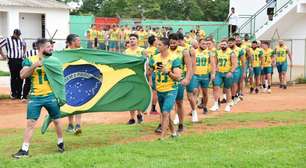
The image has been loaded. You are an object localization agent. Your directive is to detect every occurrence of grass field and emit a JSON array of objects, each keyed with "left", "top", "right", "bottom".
[
  {"left": 0, "top": 70, "right": 9, "bottom": 76},
  {"left": 0, "top": 110, "right": 305, "bottom": 168}
]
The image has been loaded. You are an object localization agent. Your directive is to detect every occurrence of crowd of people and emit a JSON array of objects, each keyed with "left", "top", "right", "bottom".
[
  {"left": 0, "top": 25, "right": 292, "bottom": 157},
  {"left": 120, "top": 31, "right": 292, "bottom": 140},
  {"left": 84, "top": 24, "right": 206, "bottom": 52}
]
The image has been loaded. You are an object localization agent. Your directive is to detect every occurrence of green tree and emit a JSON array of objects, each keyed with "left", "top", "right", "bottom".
[{"left": 65, "top": 0, "right": 229, "bottom": 21}]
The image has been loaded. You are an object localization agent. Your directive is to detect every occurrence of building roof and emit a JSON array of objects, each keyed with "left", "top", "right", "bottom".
[{"left": 0, "top": 0, "right": 70, "bottom": 10}]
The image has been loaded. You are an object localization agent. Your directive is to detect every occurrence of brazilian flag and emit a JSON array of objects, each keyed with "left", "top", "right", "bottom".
[{"left": 41, "top": 49, "right": 151, "bottom": 133}]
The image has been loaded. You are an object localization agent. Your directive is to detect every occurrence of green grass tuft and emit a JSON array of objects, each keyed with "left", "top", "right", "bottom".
[
  {"left": 0, "top": 70, "right": 9, "bottom": 76},
  {"left": 0, "top": 110, "right": 305, "bottom": 168}
]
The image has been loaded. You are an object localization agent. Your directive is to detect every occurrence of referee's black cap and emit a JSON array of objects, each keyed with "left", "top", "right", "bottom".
[{"left": 13, "top": 29, "right": 21, "bottom": 36}]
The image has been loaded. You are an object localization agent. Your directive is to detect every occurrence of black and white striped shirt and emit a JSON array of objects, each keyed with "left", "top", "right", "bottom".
[
  {"left": 25, "top": 49, "right": 38, "bottom": 58},
  {"left": 0, "top": 37, "right": 26, "bottom": 59}
]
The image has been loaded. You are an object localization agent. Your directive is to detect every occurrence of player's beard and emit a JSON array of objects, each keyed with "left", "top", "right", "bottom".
[
  {"left": 221, "top": 47, "right": 227, "bottom": 51},
  {"left": 170, "top": 46, "right": 177, "bottom": 51},
  {"left": 43, "top": 51, "right": 52, "bottom": 57},
  {"left": 199, "top": 46, "right": 206, "bottom": 51}
]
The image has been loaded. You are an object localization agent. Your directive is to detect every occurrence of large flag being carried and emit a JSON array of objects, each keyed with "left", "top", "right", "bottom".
[{"left": 41, "top": 49, "right": 151, "bottom": 133}]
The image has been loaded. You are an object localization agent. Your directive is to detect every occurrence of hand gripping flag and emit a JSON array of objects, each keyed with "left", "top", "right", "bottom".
[{"left": 41, "top": 49, "right": 151, "bottom": 133}]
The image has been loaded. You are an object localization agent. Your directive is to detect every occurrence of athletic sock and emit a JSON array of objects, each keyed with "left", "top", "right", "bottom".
[
  {"left": 263, "top": 84, "right": 266, "bottom": 88},
  {"left": 22, "top": 143, "right": 30, "bottom": 152},
  {"left": 268, "top": 85, "right": 271, "bottom": 89},
  {"left": 75, "top": 124, "right": 81, "bottom": 129},
  {"left": 232, "top": 96, "right": 235, "bottom": 100},
  {"left": 57, "top": 138, "right": 64, "bottom": 145}
]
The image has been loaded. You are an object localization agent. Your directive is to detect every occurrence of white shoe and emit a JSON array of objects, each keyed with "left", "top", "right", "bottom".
[
  {"left": 210, "top": 103, "right": 219, "bottom": 112},
  {"left": 263, "top": 88, "right": 268, "bottom": 93},
  {"left": 173, "top": 114, "right": 179, "bottom": 125},
  {"left": 233, "top": 97, "right": 240, "bottom": 105},
  {"left": 191, "top": 110, "right": 199, "bottom": 123},
  {"left": 267, "top": 89, "right": 272, "bottom": 94},
  {"left": 229, "top": 100, "right": 235, "bottom": 107},
  {"left": 225, "top": 104, "right": 231, "bottom": 112}
]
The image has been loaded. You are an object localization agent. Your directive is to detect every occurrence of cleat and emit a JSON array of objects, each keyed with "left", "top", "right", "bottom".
[
  {"left": 229, "top": 100, "right": 235, "bottom": 107},
  {"left": 250, "top": 87, "right": 254, "bottom": 94},
  {"left": 127, "top": 119, "right": 136, "bottom": 125},
  {"left": 203, "top": 107, "right": 208, "bottom": 114},
  {"left": 57, "top": 143, "right": 65, "bottom": 153},
  {"left": 137, "top": 114, "right": 144, "bottom": 124},
  {"left": 233, "top": 97, "right": 240, "bottom": 105},
  {"left": 155, "top": 124, "right": 162, "bottom": 133},
  {"left": 267, "top": 89, "right": 272, "bottom": 93},
  {"left": 177, "top": 124, "right": 184, "bottom": 133},
  {"left": 225, "top": 104, "right": 231, "bottom": 112},
  {"left": 210, "top": 103, "right": 219, "bottom": 112},
  {"left": 255, "top": 88, "right": 259, "bottom": 94},
  {"left": 74, "top": 125, "right": 82, "bottom": 136},
  {"left": 66, "top": 124, "right": 74, "bottom": 133},
  {"left": 12, "top": 149, "right": 29, "bottom": 159},
  {"left": 220, "top": 98, "right": 227, "bottom": 104}
]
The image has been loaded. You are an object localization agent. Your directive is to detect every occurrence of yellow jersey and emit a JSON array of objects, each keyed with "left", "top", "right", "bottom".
[
  {"left": 242, "top": 41, "right": 251, "bottom": 49},
  {"left": 195, "top": 48, "right": 211, "bottom": 75},
  {"left": 88, "top": 28, "right": 98, "bottom": 41},
  {"left": 146, "top": 46, "right": 159, "bottom": 58},
  {"left": 137, "top": 31, "right": 147, "bottom": 47},
  {"left": 250, "top": 47, "right": 264, "bottom": 67},
  {"left": 197, "top": 29, "right": 206, "bottom": 38},
  {"left": 124, "top": 29, "right": 131, "bottom": 41},
  {"left": 97, "top": 30, "right": 106, "bottom": 43},
  {"left": 185, "top": 37, "right": 192, "bottom": 45},
  {"left": 110, "top": 29, "right": 120, "bottom": 41},
  {"left": 263, "top": 48, "right": 274, "bottom": 67},
  {"left": 169, "top": 46, "right": 186, "bottom": 76},
  {"left": 230, "top": 46, "right": 244, "bottom": 67},
  {"left": 275, "top": 45, "right": 288, "bottom": 63},
  {"left": 22, "top": 55, "right": 53, "bottom": 96},
  {"left": 216, "top": 48, "right": 234, "bottom": 73},
  {"left": 124, "top": 47, "right": 145, "bottom": 57},
  {"left": 181, "top": 43, "right": 191, "bottom": 51},
  {"left": 149, "top": 53, "right": 181, "bottom": 92}
]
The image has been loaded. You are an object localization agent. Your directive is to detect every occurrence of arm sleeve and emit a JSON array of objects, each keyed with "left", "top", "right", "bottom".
[
  {"left": 239, "top": 49, "right": 245, "bottom": 57},
  {"left": 22, "top": 58, "right": 32, "bottom": 67},
  {"left": 0, "top": 38, "right": 7, "bottom": 48},
  {"left": 149, "top": 57, "right": 155, "bottom": 68},
  {"left": 259, "top": 50, "right": 264, "bottom": 57}
]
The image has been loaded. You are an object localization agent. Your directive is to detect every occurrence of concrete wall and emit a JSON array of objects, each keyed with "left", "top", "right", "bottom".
[
  {"left": 230, "top": 0, "right": 266, "bottom": 15},
  {"left": 0, "top": 6, "right": 70, "bottom": 50},
  {"left": 19, "top": 13, "right": 42, "bottom": 39},
  {"left": 230, "top": 0, "right": 267, "bottom": 34},
  {"left": 0, "top": 11, "right": 8, "bottom": 37}
]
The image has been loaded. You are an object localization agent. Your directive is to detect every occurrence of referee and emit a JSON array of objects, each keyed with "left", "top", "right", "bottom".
[
  {"left": 21, "top": 42, "right": 39, "bottom": 101},
  {"left": 0, "top": 29, "right": 27, "bottom": 100}
]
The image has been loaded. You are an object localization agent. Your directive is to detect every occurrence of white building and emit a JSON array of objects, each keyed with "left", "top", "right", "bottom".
[
  {"left": 0, "top": 0, "right": 70, "bottom": 50},
  {"left": 231, "top": 0, "right": 306, "bottom": 80}
]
